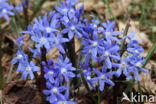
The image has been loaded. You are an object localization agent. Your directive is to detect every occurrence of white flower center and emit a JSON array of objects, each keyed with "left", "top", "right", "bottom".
[
  {"left": 87, "top": 76, "right": 91, "bottom": 80},
  {"left": 136, "top": 62, "right": 142, "bottom": 67},
  {"left": 46, "top": 27, "right": 51, "bottom": 33},
  {"left": 63, "top": 8, "right": 68, "bottom": 12},
  {"left": 26, "top": 66, "right": 31, "bottom": 71},
  {"left": 65, "top": 19, "right": 69, "bottom": 23},
  {"left": 17, "top": 54, "right": 23, "bottom": 59},
  {"left": 70, "top": 9, "right": 74, "bottom": 14},
  {"left": 92, "top": 41, "right": 98, "bottom": 47},
  {"left": 41, "top": 37, "right": 47, "bottom": 43},
  {"left": 100, "top": 75, "right": 105, "bottom": 80},
  {"left": 83, "top": 70, "right": 87, "bottom": 73},
  {"left": 71, "top": 26, "right": 75, "bottom": 31},
  {"left": 55, "top": 98, "right": 58, "bottom": 102},
  {"left": 105, "top": 32, "right": 111, "bottom": 37},
  {"left": 59, "top": 101, "right": 66, "bottom": 104},
  {"left": 135, "top": 50, "right": 139, "bottom": 53},
  {"left": 2, "top": 9, "right": 7, "bottom": 14},
  {"left": 104, "top": 51, "right": 109, "bottom": 57},
  {"left": 93, "top": 24, "right": 97, "bottom": 28},
  {"left": 61, "top": 68, "right": 67, "bottom": 74},
  {"left": 121, "top": 62, "right": 126, "bottom": 68},
  {"left": 48, "top": 71, "right": 54, "bottom": 75},
  {"left": 52, "top": 87, "right": 58, "bottom": 94}
]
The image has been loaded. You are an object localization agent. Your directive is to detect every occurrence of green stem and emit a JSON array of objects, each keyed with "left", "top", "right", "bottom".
[
  {"left": 104, "top": 0, "right": 118, "bottom": 23},
  {"left": 120, "top": 20, "right": 130, "bottom": 56},
  {"left": 0, "top": 21, "right": 5, "bottom": 89},
  {"left": 66, "top": 38, "right": 76, "bottom": 67},
  {"left": 143, "top": 42, "right": 156, "bottom": 68},
  {"left": 23, "top": 4, "right": 29, "bottom": 29},
  {"left": 40, "top": 47, "right": 47, "bottom": 104},
  {"left": 98, "top": 82, "right": 100, "bottom": 104}
]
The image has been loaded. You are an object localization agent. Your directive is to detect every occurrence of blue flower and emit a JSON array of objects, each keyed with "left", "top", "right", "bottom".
[
  {"left": 75, "top": 5, "right": 84, "bottom": 19},
  {"left": 66, "top": 0, "right": 79, "bottom": 6},
  {"left": 92, "top": 66, "right": 115, "bottom": 91},
  {"left": 123, "top": 31, "right": 144, "bottom": 56},
  {"left": 28, "top": 46, "right": 41, "bottom": 58},
  {"left": 0, "top": 2, "right": 14, "bottom": 21},
  {"left": 90, "top": 17, "right": 100, "bottom": 30},
  {"left": 98, "top": 41, "right": 120, "bottom": 69},
  {"left": 113, "top": 54, "right": 149, "bottom": 81},
  {"left": 42, "top": 59, "right": 58, "bottom": 83},
  {"left": 11, "top": 48, "right": 28, "bottom": 72},
  {"left": 20, "top": 25, "right": 35, "bottom": 35},
  {"left": 112, "top": 56, "right": 133, "bottom": 80},
  {"left": 61, "top": 16, "right": 70, "bottom": 24},
  {"left": 61, "top": 17, "right": 85, "bottom": 40},
  {"left": 54, "top": 101, "right": 77, "bottom": 104},
  {"left": 81, "top": 31, "right": 103, "bottom": 63},
  {"left": 11, "top": 48, "right": 27, "bottom": 65},
  {"left": 130, "top": 56, "right": 149, "bottom": 81},
  {"left": 21, "top": 61, "right": 40, "bottom": 80},
  {"left": 83, "top": 70, "right": 97, "bottom": 90},
  {"left": 53, "top": 89, "right": 77, "bottom": 104},
  {"left": 102, "top": 20, "right": 121, "bottom": 43},
  {"left": 15, "top": 35, "right": 25, "bottom": 47},
  {"left": 55, "top": 2, "right": 71, "bottom": 16},
  {"left": 33, "top": 13, "right": 59, "bottom": 34},
  {"left": 15, "top": 3, "right": 23, "bottom": 12},
  {"left": 31, "top": 31, "right": 52, "bottom": 50},
  {"left": 55, "top": 55, "right": 76, "bottom": 82},
  {"left": 50, "top": 33, "right": 69, "bottom": 54},
  {"left": 23, "top": 0, "right": 29, "bottom": 8},
  {"left": 78, "top": 63, "right": 96, "bottom": 89},
  {"left": 43, "top": 81, "right": 67, "bottom": 103},
  {"left": 0, "top": 0, "right": 6, "bottom": 4}
]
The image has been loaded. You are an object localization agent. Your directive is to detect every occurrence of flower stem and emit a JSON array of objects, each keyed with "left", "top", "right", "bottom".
[
  {"left": 98, "top": 81, "right": 100, "bottom": 104},
  {"left": 66, "top": 38, "right": 76, "bottom": 67},
  {"left": 0, "top": 22, "right": 5, "bottom": 89},
  {"left": 40, "top": 46, "right": 47, "bottom": 104}
]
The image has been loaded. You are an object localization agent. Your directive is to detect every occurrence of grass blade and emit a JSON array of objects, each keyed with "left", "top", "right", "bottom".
[
  {"left": 120, "top": 20, "right": 130, "bottom": 55},
  {"left": 143, "top": 42, "right": 156, "bottom": 68},
  {"left": 104, "top": 0, "right": 117, "bottom": 23}
]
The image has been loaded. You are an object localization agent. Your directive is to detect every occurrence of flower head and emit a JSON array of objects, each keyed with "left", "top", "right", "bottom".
[
  {"left": 22, "top": 61, "right": 40, "bottom": 80},
  {"left": 92, "top": 66, "right": 115, "bottom": 91},
  {"left": 0, "top": 2, "right": 14, "bottom": 21},
  {"left": 43, "top": 81, "right": 67, "bottom": 103},
  {"left": 50, "top": 33, "right": 69, "bottom": 54},
  {"left": 55, "top": 55, "right": 76, "bottom": 82}
]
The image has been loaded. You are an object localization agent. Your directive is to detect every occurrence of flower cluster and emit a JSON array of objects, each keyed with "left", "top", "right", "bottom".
[
  {"left": 11, "top": 0, "right": 149, "bottom": 103},
  {"left": 42, "top": 56, "right": 76, "bottom": 103},
  {"left": 12, "top": 35, "right": 40, "bottom": 80}
]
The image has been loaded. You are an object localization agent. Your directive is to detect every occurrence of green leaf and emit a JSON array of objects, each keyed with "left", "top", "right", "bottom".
[
  {"left": 143, "top": 42, "right": 156, "bottom": 68},
  {"left": 104, "top": 0, "right": 117, "bottom": 23},
  {"left": 120, "top": 21, "right": 130, "bottom": 55}
]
